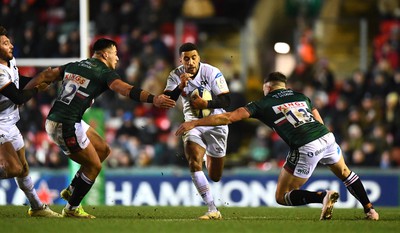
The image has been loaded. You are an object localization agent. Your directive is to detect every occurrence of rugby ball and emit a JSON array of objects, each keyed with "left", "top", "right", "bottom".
[{"left": 190, "top": 87, "right": 212, "bottom": 118}]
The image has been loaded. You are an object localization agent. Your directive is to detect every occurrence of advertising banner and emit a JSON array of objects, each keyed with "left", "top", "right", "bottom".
[{"left": 1, "top": 169, "right": 398, "bottom": 207}]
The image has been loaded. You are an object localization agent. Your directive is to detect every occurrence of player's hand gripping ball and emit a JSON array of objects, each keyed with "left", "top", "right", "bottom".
[{"left": 190, "top": 87, "right": 212, "bottom": 118}]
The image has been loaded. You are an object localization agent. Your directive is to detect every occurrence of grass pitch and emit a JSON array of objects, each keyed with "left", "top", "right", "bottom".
[{"left": 0, "top": 205, "right": 398, "bottom": 233}]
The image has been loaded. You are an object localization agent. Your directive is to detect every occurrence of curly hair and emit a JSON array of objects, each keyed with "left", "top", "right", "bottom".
[{"left": 0, "top": 26, "right": 7, "bottom": 36}]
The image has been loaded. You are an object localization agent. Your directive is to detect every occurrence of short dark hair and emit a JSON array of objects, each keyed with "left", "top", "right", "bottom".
[
  {"left": 0, "top": 26, "right": 7, "bottom": 36},
  {"left": 179, "top": 42, "right": 198, "bottom": 54},
  {"left": 265, "top": 72, "right": 287, "bottom": 84},
  {"left": 92, "top": 38, "right": 117, "bottom": 52}
]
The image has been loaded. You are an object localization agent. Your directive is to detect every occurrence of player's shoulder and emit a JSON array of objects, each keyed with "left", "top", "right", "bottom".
[
  {"left": 200, "top": 62, "right": 219, "bottom": 72},
  {"left": 199, "top": 63, "right": 223, "bottom": 78}
]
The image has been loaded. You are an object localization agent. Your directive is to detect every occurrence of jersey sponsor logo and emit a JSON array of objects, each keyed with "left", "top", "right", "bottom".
[
  {"left": 200, "top": 80, "right": 209, "bottom": 86},
  {"left": 296, "top": 167, "right": 310, "bottom": 175},
  {"left": 64, "top": 72, "right": 90, "bottom": 88},
  {"left": 214, "top": 147, "right": 224, "bottom": 154},
  {"left": 272, "top": 101, "right": 314, "bottom": 128},
  {"left": 272, "top": 101, "right": 308, "bottom": 114},
  {"left": 271, "top": 89, "right": 294, "bottom": 98},
  {"left": 79, "top": 60, "right": 94, "bottom": 69},
  {"left": 215, "top": 72, "right": 222, "bottom": 79}
]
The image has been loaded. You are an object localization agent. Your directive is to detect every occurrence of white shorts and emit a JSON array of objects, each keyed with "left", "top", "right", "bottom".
[
  {"left": 0, "top": 124, "right": 24, "bottom": 151},
  {"left": 284, "top": 133, "right": 341, "bottom": 178},
  {"left": 182, "top": 125, "right": 228, "bottom": 158},
  {"left": 45, "top": 119, "right": 90, "bottom": 155}
]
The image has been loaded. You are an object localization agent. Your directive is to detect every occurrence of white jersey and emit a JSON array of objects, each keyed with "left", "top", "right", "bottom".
[
  {"left": 165, "top": 62, "right": 229, "bottom": 121},
  {"left": 0, "top": 58, "right": 20, "bottom": 125}
]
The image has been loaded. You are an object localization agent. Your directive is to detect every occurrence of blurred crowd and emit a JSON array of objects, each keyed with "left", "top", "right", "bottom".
[{"left": 1, "top": 0, "right": 400, "bottom": 170}]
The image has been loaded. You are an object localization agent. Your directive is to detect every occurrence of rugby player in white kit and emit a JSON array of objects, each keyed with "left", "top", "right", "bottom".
[
  {"left": 164, "top": 43, "right": 230, "bottom": 220},
  {"left": 0, "top": 25, "right": 61, "bottom": 217}
]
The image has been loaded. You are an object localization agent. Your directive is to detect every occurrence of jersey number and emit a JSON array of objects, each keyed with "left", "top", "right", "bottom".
[
  {"left": 58, "top": 81, "right": 78, "bottom": 105},
  {"left": 283, "top": 107, "right": 315, "bottom": 128}
]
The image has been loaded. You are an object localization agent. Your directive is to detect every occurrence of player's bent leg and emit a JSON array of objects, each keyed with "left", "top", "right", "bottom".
[
  {"left": 275, "top": 168, "right": 308, "bottom": 205},
  {"left": 86, "top": 127, "right": 110, "bottom": 162},
  {"left": 185, "top": 142, "right": 221, "bottom": 218},
  {"left": 28, "top": 204, "right": 62, "bottom": 217},
  {"left": 207, "top": 156, "right": 224, "bottom": 182},
  {"left": 184, "top": 141, "right": 205, "bottom": 172},
  {"left": 68, "top": 144, "right": 102, "bottom": 181},
  {"left": 329, "top": 156, "right": 378, "bottom": 220},
  {"left": 62, "top": 144, "right": 100, "bottom": 218},
  {"left": 328, "top": 156, "right": 351, "bottom": 180},
  {"left": 0, "top": 143, "right": 24, "bottom": 178}
]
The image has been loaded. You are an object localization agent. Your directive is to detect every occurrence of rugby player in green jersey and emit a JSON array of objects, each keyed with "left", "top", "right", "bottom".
[
  {"left": 176, "top": 71, "right": 379, "bottom": 221},
  {"left": 38, "top": 38, "right": 175, "bottom": 218}
]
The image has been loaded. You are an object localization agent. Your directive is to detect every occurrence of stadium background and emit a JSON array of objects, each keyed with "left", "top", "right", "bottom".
[{"left": 0, "top": 0, "right": 400, "bottom": 207}]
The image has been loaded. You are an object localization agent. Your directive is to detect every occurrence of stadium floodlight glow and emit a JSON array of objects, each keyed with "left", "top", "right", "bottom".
[{"left": 274, "top": 42, "right": 290, "bottom": 54}]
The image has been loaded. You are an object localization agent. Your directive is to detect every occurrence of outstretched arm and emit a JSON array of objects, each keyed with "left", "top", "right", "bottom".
[
  {"left": 0, "top": 67, "right": 61, "bottom": 105},
  {"left": 23, "top": 67, "right": 62, "bottom": 90},
  {"left": 109, "top": 79, "right": 176, "bottom": 109},
  {"left": 175, "top": 107, "right": 250, "bottom": 136}
]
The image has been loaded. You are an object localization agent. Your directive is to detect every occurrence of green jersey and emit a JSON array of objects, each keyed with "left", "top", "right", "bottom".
[
  {"left": 47, "top": 58, "right": 119, "bottom": 123},
  {"left": 245, "top": 88, "right": 329, "bottom": 149}
]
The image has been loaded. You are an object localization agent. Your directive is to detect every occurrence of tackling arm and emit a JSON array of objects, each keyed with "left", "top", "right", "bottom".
[
  {"left": 109, "top": 79, "right": 175, "bottom": 109},
  {"left": 175, "top": 107, "right": 250, "bottom": 136},
  {"left": 207, "top": 93, "right": 230, "bottom": 108},
  {"left": 23, "top": 67, "right": 62, "bottom": 90}
]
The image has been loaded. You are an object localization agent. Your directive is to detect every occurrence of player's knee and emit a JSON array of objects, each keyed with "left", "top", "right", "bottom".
[
  {"left": 0, "top": 161, "right": 23, "bottom": 178},
  {"left": 95, "top": 143, "right": 111, "bottom": 163},
  {"left": 100, "top": 144, "right": 111, "bottom": 161},
  {"left": 105, "top": 144, "right": 111, "bottom": 157},
  {"left": 188, "top": 159, "right": 202, "bottom": 171},
  {"left": 275, "top": 192, "right": 286, "bottom": 206},
  {"left": 19, "top": 163, "right": 29, "bottom": 177},
  {"left": 276, "top": 197, "right": 286, "bottom": 205},
  {"left": 0, "top": 163, "right": 7, "bottom": 179},
  {"left": 93, "top": 162, "right": 102, "bottom": 174}
]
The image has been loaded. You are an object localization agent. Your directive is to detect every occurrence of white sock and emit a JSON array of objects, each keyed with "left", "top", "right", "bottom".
[
  {"left": 15, "top": 176, "right": 43, "bottom": 209},
  {"left": 191, "top": 171, "right": 217, "bottom": 212}
]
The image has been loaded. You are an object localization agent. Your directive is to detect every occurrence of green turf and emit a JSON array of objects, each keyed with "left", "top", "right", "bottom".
[{"left": 0, "top": 205, "right": 398, "bottom": 233}]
